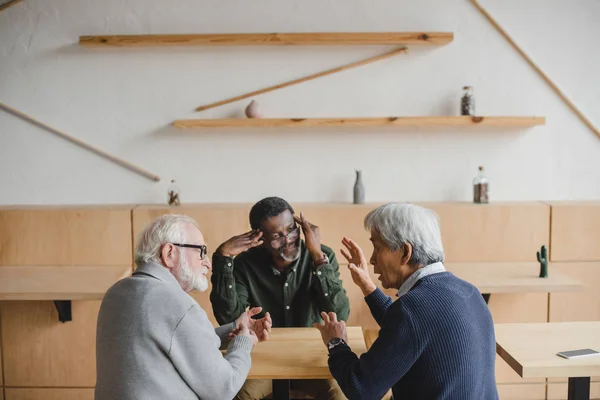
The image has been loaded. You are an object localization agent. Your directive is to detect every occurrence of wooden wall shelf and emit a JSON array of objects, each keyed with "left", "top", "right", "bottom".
[
  {"left": 446, "top": 262, "right": 584, "bottom": 294},
  {"left": 173, "top": 116, "right": 546, "bottom": 129},
  {"left": 79, "top": 32, "right": 454, "bottom": 47},
  {"left": 0, "top": 265, "right": 131, "bottom": 301}
]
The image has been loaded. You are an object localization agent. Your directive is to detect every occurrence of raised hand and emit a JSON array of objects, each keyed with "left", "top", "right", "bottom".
[
  {"left": 341, "top": 237, "right": 376, "bottom": 296},
  {"left": 217, "top": 229, "right": 263, "bottom": 258},
  {"left": 294, "top": 212, "right": 323, "bottom": 260},
  {"left": 313, "top": 311, "right": 348, "bottom": 346},
  {"left": 234, "top": 306, "right": 272, "bottom": 342}
]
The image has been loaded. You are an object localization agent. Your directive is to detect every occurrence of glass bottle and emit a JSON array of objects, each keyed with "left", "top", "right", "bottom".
[
  {"left": 167, "top": 179, "right": 181, "bottom": 206},
  {"left": 473, "top": 166, "right": 489, "bottom": 204},
  {"left": 461, "top": 86, "right": 475, "bottom": 116}
]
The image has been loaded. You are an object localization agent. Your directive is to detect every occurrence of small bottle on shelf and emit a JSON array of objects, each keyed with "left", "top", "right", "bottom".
[
  {"left": 167, "top": 179, "right": 181, "bottom": 206},
  {"left": 461, "top": 86, "right": 475, "bottom": 116},
  {"left": 473, "top": 166, "right": 489, "bottom": 204}
]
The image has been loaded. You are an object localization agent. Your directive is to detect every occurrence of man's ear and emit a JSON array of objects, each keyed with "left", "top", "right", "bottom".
[
  {"left": 400, "top": 243, "right": 413, "bottom": 266},
  {"left": 161, "top": 243, "right": 177, "bottom": 269}
]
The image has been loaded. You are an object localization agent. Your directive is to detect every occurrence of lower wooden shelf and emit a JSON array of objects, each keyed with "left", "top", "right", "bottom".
[
  {"left": 173, "top": 116, "right": 546, "bottom": 129},
  {"left": 0, "top": 265, "right": 131, "bottom": 301},
  {"left": 446, "top": 262, "right": 584, "bottom": 294}
]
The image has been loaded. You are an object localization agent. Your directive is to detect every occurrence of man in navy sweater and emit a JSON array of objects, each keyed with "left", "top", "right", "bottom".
[{"left": 314, "top": 203, "right": 499, "bottom": 400}]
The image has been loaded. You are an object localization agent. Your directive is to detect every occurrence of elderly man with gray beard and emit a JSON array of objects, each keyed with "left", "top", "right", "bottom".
[{"left": 95, "top": 214, "right": 272, "bottom": 400}]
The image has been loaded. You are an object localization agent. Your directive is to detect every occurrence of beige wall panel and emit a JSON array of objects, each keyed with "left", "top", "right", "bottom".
[
  {"left": 550, "top": 202, "right": 600, "bottom": 261},
  {"left": 547, "top": 382, "right": 600, "bottom": 399},
  {"left": 1, "top": 301, "right": 99, "bottom": 387},
  {"left": 5, "top": 389, "right": 94, "bottom": 400},
  {"left": 489, "top": 293, "right": 548, "bottom": 384},
  {"left": 286, "top": 203, "right": 382, "bottom": 262},
  {"left": 133, "top": 205, "right": 252, "bottom": 255},
  {"left": 0, "top": 208, "right": 132, "bottom": 266},
  {"left": 416, "top": 202, "right": 550, "bottom": 262},
  {"left": 549, "top": 262, "right": 600, "bottom": 323},
  {"left": 496, "top": 383, "right": 546, "bottom": 400}
]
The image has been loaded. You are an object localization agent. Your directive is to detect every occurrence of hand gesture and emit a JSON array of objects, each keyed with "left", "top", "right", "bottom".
[
  {"left": 236, "top": 323, "right": 259, "bottom": 348},
  {"left": 234, "top": 306, "right": 272, "bottom": 342},
  {"left": 294, "top": 212, "right": 323, "bottom": 259},
  {"left": 217, "top": 229, "right": 263, "bottom": 258},
  {"left": 341, "top": 237, "right": 376, "bottom": 296},
  {"left": 313, "top": 311, "right": 348, "bottom": 346}
]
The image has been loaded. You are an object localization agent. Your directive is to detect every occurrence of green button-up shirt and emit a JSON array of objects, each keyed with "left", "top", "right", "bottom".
[{"left": 210, "top": 241, "right": 350, "bottom": 327}]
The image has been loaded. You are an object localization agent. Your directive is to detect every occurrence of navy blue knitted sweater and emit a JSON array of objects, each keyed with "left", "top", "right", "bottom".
[{"left": 328, "top": 272, "right": 499, "bottom": 400}]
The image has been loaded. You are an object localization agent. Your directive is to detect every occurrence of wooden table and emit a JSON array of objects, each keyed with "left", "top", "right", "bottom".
[
  {"left": 495, "top": 321, "right": 600, "bottom": 400},
  {"left": 446, "top": 262, "right": 584, "bottom": 303},
  {"left": 248, "top": 327, "right": 367, "bottom": 400},
  {"left": 0, "top": 265, "right": 131, "bottom": 321}
]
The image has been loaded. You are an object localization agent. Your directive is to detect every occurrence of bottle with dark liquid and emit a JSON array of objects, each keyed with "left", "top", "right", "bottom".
[{"left": 473, "top": 166, "right": 489, "bottom": 204}]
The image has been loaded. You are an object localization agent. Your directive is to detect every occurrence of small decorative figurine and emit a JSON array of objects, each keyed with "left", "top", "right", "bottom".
[
  {"left": 245, "top": 100, "right": 263, "bottom": 118},
  {"left": 461, "top": 86, "right": 475, "bottom": 116},
  {"left": 353, "top": 170, "right": 365, "bottom": 204},
  {"left": 168, "top": 179, "right": 181, "bottom": 206},
  {"left": 537, "top": 245, "right": 548, "bottom": 278}
]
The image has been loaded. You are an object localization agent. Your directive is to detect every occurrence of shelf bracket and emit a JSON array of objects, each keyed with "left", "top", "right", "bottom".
[
  {"left": 482, "top": 293, "right": 491, "bottom": 304},
  {"left": 54, "top": 300, "right": 72, "bottom": 322}
]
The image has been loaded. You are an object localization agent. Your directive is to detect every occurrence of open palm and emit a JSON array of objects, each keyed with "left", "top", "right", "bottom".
[{"left": 341, "top": 237, "right": 376, "bottom": 295}]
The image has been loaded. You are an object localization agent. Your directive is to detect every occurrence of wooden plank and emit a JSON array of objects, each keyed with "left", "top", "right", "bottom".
[
  {"left": 547, "top": 382, "right": 600, "bottom": 399},
  {"left": 79, "top": 32, "right": 454, "bottom": 46},
  {"left": 419, "top": 202, "right": 550, "bottom": 262},
  {"left": 495, "top": 383, "right": 546, "bottom": 400},
  {"left": 0, "top": 0, "right": 23, "bottom": 13},
  {"left": 174, "top": 116, "right": 546, "bottom": 129},
  {"left": 0, "top": 265, "right": 131, "bottom": 300},
  {"left": 550, "top": 201, "right": 600, "bottom": 261},
  {"left": 1, "top": 301, "right": 100, "bottom": 386},
  {"left": 470, "top": 0, "right": 600, "bottom": 141},
  {"left": 5, "top": 389, "right": 94, "bottom": 400},
  {"left": 446, "top": 262, "right": 584, "bottom": 294},
  {"left": 0, "top": 208, "right": 133, "bottom": 266},
  {"left": 0, "top": 102, "right": 160, "bottom": 182},
  {"left": 495, "top": 321, "right": 600, "bottom": 379},
  {"left": 248, "top": 327, "right": 366, "bottom": 379},
  {"left": 195, "top": 47, "right": 408, "bottom": 112}
]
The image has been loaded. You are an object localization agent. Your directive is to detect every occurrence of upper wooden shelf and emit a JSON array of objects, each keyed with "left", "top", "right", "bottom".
[
  {"left": 79, "top": 32, "right": 454, "bottom": 47},
  {"left": 173, "top": 116, "right": 546, "bottom": 129},
  {"left": 446, "top": 262, "right": 584, "bottom": 294},
  {"left": 0, "top": 265, "right": 131, "bottom": 300}
]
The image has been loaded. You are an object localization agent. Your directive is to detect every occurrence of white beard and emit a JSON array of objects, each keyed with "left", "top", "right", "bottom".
[{"left": 178, "top": 250, "right": 209, "bottom": 292}]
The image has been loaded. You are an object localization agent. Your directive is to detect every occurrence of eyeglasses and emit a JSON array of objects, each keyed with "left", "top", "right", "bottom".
[
  {"left": 172, "top": 243, "right": 207, "bottom": 260},
  {"left": 268, "top": 225, "right": 301, "bottom": 249}
]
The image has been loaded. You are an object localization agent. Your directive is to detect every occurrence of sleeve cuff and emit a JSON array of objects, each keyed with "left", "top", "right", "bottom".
[
  {"left": 365, "top": 287, "right": 388, "bottom": 306},
  {"left": 227, "top": 335, "right": 253, "bottom": 353},
  {"left": 212, "top": 253, "right": 235, "bottom": 273}
]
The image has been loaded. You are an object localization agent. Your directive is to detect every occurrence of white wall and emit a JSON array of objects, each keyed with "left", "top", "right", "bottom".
[{"left": 1, "top": 0, "right": 599, "bottom": 205}]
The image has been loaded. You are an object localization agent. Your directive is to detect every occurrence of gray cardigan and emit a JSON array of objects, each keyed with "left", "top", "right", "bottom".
[{"left": 95, "top": 262, "right": 253, "bottom": 400}]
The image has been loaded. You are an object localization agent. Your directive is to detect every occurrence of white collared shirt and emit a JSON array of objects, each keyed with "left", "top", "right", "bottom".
[{"left": 396, "top": 262, "right": 446, "bottom": 297}]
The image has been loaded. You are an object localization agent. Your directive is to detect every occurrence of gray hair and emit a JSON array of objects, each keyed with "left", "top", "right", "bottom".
[
  {"left": 364, "top": 203, "right": 445, "bottom": 266},
  {"left": 134, "top": 214, "right": 199, "bottom": 268}
]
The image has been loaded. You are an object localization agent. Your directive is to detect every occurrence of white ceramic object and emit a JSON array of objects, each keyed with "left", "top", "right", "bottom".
[{"left": 245, "top": 100, "right": 263, "bottom": 118}]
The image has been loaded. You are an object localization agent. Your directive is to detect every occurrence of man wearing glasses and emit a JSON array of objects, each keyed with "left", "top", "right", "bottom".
[
  {"left": 211, "top": 197, "right": 350, "bottom": 400},
  {"left": 96, "top": 214, "right": 271, "bottom": 400}
]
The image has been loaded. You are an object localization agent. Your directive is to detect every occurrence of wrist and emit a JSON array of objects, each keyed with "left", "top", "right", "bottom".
[
  {"left": 360, "top": 282, "right": 377, "bottom": 297},
  {"left": 311, "top": 252, "right": 328, "bottom": 267}
]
